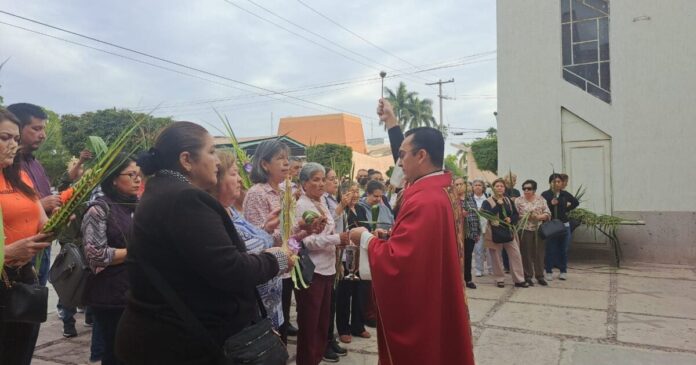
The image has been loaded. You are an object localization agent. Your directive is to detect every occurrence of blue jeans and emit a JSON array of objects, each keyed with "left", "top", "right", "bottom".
[
  {"left": 545, "top": 226, "right": 572, "bottom": 273},
  {"left": 29, "top": 247, "right": 51, "bottom": 286}
]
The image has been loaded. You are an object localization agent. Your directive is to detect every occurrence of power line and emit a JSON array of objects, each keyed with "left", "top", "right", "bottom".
[
  {"left": 0, "top": 10, "right": 377, "bottom": 120},
  {"left": 242, "top": 0, "right": 430, "bottom": 81},
  {"left": 295, "top": 0, "right": 421, "bottom": 70},
  {"left": 223, "top": 0, "right": 379, "bottom": 73},
  {"left": 1, "top": 14, "right": 496, "bottom": 120},
  {"left": 128, "top": 52, "right": 496, "bottom": 112}
]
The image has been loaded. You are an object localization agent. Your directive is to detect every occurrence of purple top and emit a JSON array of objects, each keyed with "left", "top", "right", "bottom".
[{"left": 20, "top": 154, "right": 52, "bottom": 198}]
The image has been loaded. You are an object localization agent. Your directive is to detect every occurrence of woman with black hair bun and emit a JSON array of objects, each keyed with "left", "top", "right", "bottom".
[{"left": 115, "top": 121, "right": 293, "bottom": 364}]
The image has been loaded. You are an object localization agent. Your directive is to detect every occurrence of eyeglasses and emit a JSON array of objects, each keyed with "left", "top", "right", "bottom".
[
  {"left": 522, "top": 187, "right": 534, "bottom": 191},
  {"left": 120, "top": 172, "right": 142, "bottom": 180}
]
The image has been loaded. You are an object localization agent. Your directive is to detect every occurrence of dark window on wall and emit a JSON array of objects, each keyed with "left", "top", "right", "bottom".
[{"left": 561, "top": 0, "right": 611, "bottom": 103}]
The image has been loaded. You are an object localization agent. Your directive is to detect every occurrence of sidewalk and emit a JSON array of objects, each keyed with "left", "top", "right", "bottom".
[{"left": 33, "top": 260, "right": 696, "bottom": 364}]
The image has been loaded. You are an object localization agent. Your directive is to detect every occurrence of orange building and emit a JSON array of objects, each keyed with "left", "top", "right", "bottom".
[{"left": 277, "top": 113, "right": 367, "bottom": 154}]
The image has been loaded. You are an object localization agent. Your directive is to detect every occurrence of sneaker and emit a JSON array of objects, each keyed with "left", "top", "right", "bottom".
[
  {"left": 545, "top": 272, "right": 554, "bottom": 282},
  {"left": 514, "top": 282, "right": 529, "bottom": 288},
  {"left": 474, "top": 270, "right": 482, "bottom": 277},
  {"left": 287, "top": 324, "right": 298, "bottom": 336},
  {"left": 537, "top": 278, "right": 548, "bottom": 286},
  {"left": 466, "top": 281, "right": 477, "bottom": 289},
  {"left": 323, "top": 346, "right": 340, "bottom": 362},
  {"left": 63, "top": 323, "right": 78, "bottom": 338},
  {"left": 559, "top": 273, "right": 567, "bottom": 281},
  {"left": 330, "top": 339, "right": 347, "bottom": 356}
]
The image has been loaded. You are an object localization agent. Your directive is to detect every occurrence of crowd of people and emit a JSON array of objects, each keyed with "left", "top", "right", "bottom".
[
  {"left": 455, "top": 172, "right": 579, "bottom": 289},
  {"left": 0, "top": 98, "right": 579, "bottom": 365}
]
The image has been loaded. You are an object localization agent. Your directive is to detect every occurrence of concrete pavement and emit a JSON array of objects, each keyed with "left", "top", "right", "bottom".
[{"left": 33, "top": 259, "right": 696, "bottom": 364}]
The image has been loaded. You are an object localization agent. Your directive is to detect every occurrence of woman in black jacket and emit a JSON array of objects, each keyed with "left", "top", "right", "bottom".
[
  {"left": 82, "top": 153, "right": 140, "bottom": 365},
  {"left": 115, "top": 122, "right": 292, "bottom": 364}
]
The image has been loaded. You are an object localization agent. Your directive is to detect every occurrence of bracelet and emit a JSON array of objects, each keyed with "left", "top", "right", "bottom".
[{"left": 269, "top": 250, "right": 289, "bottom": 273}]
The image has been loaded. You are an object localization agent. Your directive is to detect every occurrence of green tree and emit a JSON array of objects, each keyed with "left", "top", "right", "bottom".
[
  {"left": 305, "top": 143, "right": 353, "bottom": 179},
  {"left": 486, "top": 127, "right": 497, "bottom": 138},
  {"left": 444, "top": 154, "right": 465, "bottom": 178},
  {"left": 383, "top": 82, "right": 437, "bottom": 131},
  {"left": 406, "top": 97, "right": 436, "bottom": 130},
  {"left": 470, "top": 136, "right": 498, "bottom": 174},
  {"left": 61, "top": 109, "right": 173, "bottom": 156}
]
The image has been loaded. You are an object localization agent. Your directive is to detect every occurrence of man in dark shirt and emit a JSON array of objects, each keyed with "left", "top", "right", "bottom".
[
  {"left": 541, "top": 173, "right": 580, "bottom": 281},
  {"left": 7, "top": 103, "right": 59, "bottom": 282}
]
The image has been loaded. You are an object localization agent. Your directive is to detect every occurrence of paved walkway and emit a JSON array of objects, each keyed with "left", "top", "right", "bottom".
[{"left": 33, "top": 260, "right": 696, "bottom": 364}]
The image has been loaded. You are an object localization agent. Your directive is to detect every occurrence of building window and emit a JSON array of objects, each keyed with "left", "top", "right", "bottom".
[{"left": 561, "top": 0, "right": 611, "bottom": 103}]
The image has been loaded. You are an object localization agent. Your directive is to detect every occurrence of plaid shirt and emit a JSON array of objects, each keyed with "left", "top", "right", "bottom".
[{"left": 460, "top": 194, "right": 481, "bottom": 240}]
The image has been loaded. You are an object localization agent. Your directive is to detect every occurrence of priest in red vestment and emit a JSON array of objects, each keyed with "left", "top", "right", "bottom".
[{"left": 350, "top": 117, "right": 475, "bottom": 365}]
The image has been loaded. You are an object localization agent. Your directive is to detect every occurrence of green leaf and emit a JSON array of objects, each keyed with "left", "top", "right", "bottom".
[{"left": 87, "top": 136, "right": 108, "bottom": 159}]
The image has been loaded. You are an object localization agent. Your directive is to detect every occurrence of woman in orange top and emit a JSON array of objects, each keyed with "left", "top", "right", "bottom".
[{"left": 0, "top": 108, "right": 52, "bottom": 365}]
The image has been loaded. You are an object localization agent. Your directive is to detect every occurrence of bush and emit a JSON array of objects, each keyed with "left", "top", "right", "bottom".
[
  {"left": 305, "top": 143, "right": 353, "bottom": 179},
  {"left": 470, "top": 137, "right": 498, "bottom": 174},
  {"left": 444, "top": 154, "right": 464, "bottom": 178}
]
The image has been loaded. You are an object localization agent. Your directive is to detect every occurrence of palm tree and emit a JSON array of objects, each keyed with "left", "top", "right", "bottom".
[
  {"left": 384, "top": 82, "right": 416, "bottom": 129},
  {"left": 384, "top": 82, "right": 437, "bottom": 131},
  {"left": 406, "top": 97, "right": 436, "bottom": 130}
]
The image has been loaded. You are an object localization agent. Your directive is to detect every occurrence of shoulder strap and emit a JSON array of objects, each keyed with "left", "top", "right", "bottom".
[{"left": 132, "top": 241, "right": 268, "bottom": 359}]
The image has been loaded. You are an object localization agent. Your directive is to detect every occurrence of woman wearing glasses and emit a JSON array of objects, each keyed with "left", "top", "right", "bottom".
[
  {"left": 82, "top": 153, "right": 141, "bottom": 365},
  {"left": 515, "top": 180, "right": 551, "bottom": 286}
]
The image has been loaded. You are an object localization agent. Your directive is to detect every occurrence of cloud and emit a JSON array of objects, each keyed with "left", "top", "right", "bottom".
[{"left": 0, "top": 0, "right": 497, "bottom": 149}]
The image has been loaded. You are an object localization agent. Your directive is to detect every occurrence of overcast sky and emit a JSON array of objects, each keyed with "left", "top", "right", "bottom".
[{"left": 0, "top": 0, "right": 497, "bottom": 153}]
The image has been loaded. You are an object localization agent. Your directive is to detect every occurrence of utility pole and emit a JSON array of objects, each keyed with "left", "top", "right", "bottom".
[{"left": 425, "top": 78, "right": 454, "bottom": 131}]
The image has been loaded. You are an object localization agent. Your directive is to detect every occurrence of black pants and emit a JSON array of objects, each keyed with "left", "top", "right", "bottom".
[
  {"left": 279, "top": 277, "right": 293, "bottom": 344},
  {"left": 502, "top": 248, "right": 510, "bottom": 271},
  {"left": 93, "top": 307, "right": 125, "bottom": 365},
  {"left": 336, "top": 277, "right": 366, "bottom": 336},
  {"left": 464, "top": 238, "right": 476, "bottom": 283},
  {"left": 327, "top": 285, "right": 337, "bottom": 342}
]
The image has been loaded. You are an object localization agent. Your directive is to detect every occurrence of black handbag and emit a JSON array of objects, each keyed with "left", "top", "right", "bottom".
[
  {"left": 0, "top": 266, "right": 48, "bottom": 324},
  {"left": 297, "top": 242, "right": 315, "bottom": 287},
  {"left": 48, "top": 242, "right": 91, "bottom": 308},
  {"left": 134, "top": 246, "right": 288, "bottom": 365},
  {"left": 490, "top": 224, "right": 514, "bottom": 243},
  {"left": 539, "top": 219, "right": 568, "bottom": 240}
]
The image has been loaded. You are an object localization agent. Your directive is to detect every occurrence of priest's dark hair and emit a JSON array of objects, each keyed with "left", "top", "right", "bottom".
[
  {"left": 404, "top": 127, "right": 445, "bottom": 168},
  {"left": 137, "top": 121, "right": 208, "bottom": 176},
  {"left": 6, "top": 103, "right": 48, "bottom": 130}
]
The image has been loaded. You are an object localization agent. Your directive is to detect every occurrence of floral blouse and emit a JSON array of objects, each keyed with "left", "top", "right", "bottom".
[
  {"left": 242, "top": 183, "right": 282, "bottom": 245},
  {"left": 229, "top": 207, "right": 284, "bottom": 329},
  {"left": 515, "top": 195, "right": 552, "bottom": 231}
]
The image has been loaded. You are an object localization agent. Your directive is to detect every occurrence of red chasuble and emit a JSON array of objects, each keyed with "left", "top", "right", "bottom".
[{"left": 367, "top": 172, "right": 475, "bottom": 365}]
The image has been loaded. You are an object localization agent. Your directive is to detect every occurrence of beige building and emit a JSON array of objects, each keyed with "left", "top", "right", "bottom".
[{"left": 497, "top": 0, "right": 696, "bottom": 264}]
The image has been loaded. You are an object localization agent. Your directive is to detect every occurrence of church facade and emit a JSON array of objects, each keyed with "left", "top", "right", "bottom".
[{"left": 496, "top": 0, "right": 696, "bottom": 263}]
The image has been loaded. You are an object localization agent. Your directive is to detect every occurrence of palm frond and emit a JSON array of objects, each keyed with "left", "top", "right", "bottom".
[{"left": 215, "top": 111, "right": 252, "bottom": 189}]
